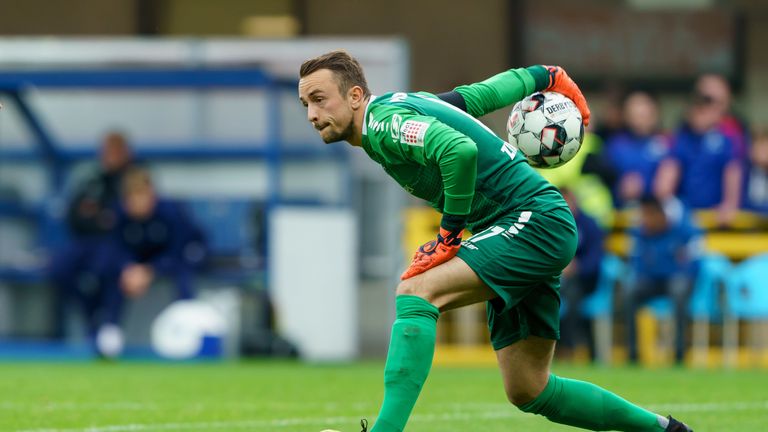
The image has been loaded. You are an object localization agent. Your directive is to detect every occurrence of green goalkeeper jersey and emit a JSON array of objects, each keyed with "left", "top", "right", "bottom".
[{"left": 360, "top": 67, "right": 567, "bottom": 233}]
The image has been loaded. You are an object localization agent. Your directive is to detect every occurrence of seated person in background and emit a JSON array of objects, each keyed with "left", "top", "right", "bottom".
[
  {"left": 743, "top": 128, "right": 768, "bottom": 215},
  {"left": 625, "top": 195, "right": 703, "bottom": 365},
  {"left": 605, "top": 90, "right": 670, "bottom": 207},
  {"left": 97, "top": 167, "right": 207, "bottom": 357},
  {"left": 654, "top": 82, "right": 743, "bottom": 226},
  {"left": 558, "top": 188, "right": 605, "bottom": 361},
  {"left": 48, "top": 131, "right": 134, "bottom": 339}
]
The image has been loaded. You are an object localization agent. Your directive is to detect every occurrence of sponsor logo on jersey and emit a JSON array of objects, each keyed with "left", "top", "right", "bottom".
[
  {"left": 400, "top": 120, "right": 429, "bottom": 146},
  {"left": 368, "top": 113, "right": 390, "bottom": 134},
  {"left": 391, "top": 114, "right": 402, "bottom": 141}
]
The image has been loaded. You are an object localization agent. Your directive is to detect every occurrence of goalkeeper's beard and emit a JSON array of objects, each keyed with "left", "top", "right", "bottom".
[{"left": 321, "top": 119, "right": 356, "bottom": 144}]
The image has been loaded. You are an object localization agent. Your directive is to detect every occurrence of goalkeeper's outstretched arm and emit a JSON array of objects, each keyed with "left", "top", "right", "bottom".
[
  {"left": 448, "top": 67, "right": 546, "bottom": 118},
  {"left": 442, "top": 66, "right": 590, "bottom": 126}
]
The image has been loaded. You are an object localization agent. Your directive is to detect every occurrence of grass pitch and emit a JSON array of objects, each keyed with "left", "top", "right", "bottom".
[{"left": 0, "top": 361, "right": 765, "bottom": 431}]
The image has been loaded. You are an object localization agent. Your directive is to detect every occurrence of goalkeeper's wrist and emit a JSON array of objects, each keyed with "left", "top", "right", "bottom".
[
  {"left": 526, "top": 65, "right": 550, "bottom": 92},
  {"left": 440, "top": 213, "right": 467, "bottom": 233}
]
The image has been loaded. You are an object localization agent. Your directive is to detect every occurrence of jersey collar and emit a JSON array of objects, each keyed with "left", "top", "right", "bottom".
[{"left": 361, "top": 95, "right": 377, "bottom": 136}]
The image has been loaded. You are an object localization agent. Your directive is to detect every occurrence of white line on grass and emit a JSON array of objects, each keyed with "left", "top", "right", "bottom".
[
  {"left": 14, "top": 400, "right": 768, "bottom": 432},
  {"left": 14, "top": 412, "right": 516, "bottom": 432},
  {"left": 645, "top": 400, "right": 768, "bottom": 413},
  {"left": 0, "top": 401, "right": 375, "bottom": 412},
  {"left": 0, "top": 402, "right": 156, "bottom": 411}
]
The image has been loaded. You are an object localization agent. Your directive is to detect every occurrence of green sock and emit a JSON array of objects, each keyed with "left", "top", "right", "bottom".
[
  {"left": 371, "top": 295, "right": 439, "bottom": 432},
  {"left": 519, "top": 374, "right": 668, "bottom": 431}
]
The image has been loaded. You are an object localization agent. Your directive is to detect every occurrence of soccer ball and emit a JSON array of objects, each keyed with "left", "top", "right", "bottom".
[{"left": 506, "top": 91, "right": 584, "bottom": 168}]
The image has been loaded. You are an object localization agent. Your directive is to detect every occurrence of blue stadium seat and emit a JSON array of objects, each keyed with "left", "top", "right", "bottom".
[
  {"left": 185, "top": 199, "right": 264, "bottom": 279},
  {"left": 724, "top": 253, "right": 768, "bottom": 319},
  {"left": 723, "top": 253, "right": 768, "bottom": 367},
  {"left": 187, "top": 199, "right": 255, "bottom": 255},
  {"left": 581, "top": 254, "right": 624, "bottom": 319},
  {"left": 0, "top": 199, "right": 67, "bottom": 284},
  {"left": 643, "top": 296, "right": 674, "bottom": 365},
  {"left": 580, "top": 254, "right": 624, "bottom": 364},
  {"left": 689, "top": 254, "right": 731, "bottom": 319},
  {"left": 628, "top": 255, "right": 732, "bottom": 366},
  {"left": 646, "top": 297, "right": 673, "bottom": 319},
  {"left": 689, "top": 253, "right": 732, "bottom": 365}
]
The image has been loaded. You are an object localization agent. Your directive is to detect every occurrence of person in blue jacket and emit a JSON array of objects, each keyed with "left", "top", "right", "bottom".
[
  {"left": 605, "top": 90, "right": 670, "bottom": 208},
  {"left": 558, "top": 188, "right": 605, "bottom": 361},
  {"left": 743, "top": 129, "right": 768, "bottom": 214},
  {"left": 625, "top": 195, "right": 702, "bottom": 364},
  {"left": 655, "top": 89, "right": 743, "bottom": 226},
  {"left": 48, "top": 131, "right": 134, "bottom": 340},
  {"left": 96, "top": 167, "right": 207, "bottom": 356}
]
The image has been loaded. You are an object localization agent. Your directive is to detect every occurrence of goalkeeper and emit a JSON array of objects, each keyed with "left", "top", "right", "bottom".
[{"left": 298, "top": 50, "right": 692, "bottom": 432}]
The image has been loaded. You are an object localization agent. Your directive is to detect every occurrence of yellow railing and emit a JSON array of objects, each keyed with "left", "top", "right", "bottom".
[
  {"left": 405, "top": 206, "right": 768, "bottom": 262},
  {"left": 404, "top": 205, "right": 768, "bottom": 368}
]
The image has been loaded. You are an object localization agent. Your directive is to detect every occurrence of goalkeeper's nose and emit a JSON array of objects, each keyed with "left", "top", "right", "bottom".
[{"left": 307, "top": 105, "right": 319, "bottom": 124}]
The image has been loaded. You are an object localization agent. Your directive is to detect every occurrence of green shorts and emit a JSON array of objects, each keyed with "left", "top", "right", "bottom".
[{"left": 456, "top": 206, "right": 577, "bottom": 350}]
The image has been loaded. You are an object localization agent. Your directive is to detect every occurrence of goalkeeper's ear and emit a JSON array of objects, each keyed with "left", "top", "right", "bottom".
[{"left": 348, "top": 85, "right": 366, "bottom": 110}]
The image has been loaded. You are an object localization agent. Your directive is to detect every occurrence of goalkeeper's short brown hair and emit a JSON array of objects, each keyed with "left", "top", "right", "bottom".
[{"left": 299, "top": 50, "right": 371, "bottom": 98}]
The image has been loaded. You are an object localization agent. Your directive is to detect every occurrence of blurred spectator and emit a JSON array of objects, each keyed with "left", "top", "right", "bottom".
[
  {"left": 624, "top": 196, "right": 702, "bottom": 364},
  {"left": 743, "top": 128, "right": 768, "bottom": 214},
  {"left": 48, "top": 131, "right": 134, "bottom": 339},
  {"left": 654, "top": 85, "right": 743, "bottom": 226},
  {"left": 65, "top": 132, "right": 133, "bottom": 236},
  {"left": 539, "top": 83, "right": 623, "bottom": 227},
  {"left": 694, "top": 74, "right": 750, "bottom": 159},
  {"left": 605, "top": 90, "right": 670, "bottom": 207},
  {"left": 537, "top": 133, "right": 616, "bottom": 228},
  {"left": 96, "top": 167, "right": 207, "bottom": 356},
  {"left": 592, "top": 81, "right": 626, "bottom": 144},
  {"left": 558, "top": 188, "right": 605, "bottom": 361}
]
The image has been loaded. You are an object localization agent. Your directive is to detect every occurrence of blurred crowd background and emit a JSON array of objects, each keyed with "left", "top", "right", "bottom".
[{"left": 0, "top": 0, "right": 766, "bottom": 366}]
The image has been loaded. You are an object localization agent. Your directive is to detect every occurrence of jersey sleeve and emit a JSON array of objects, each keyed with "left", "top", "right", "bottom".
[
  {"left": 453, "top": 67, "right": 542, "bottom": 118},
  {"left": 369, "top": 109, "right": 478, "bottom": 216}
]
